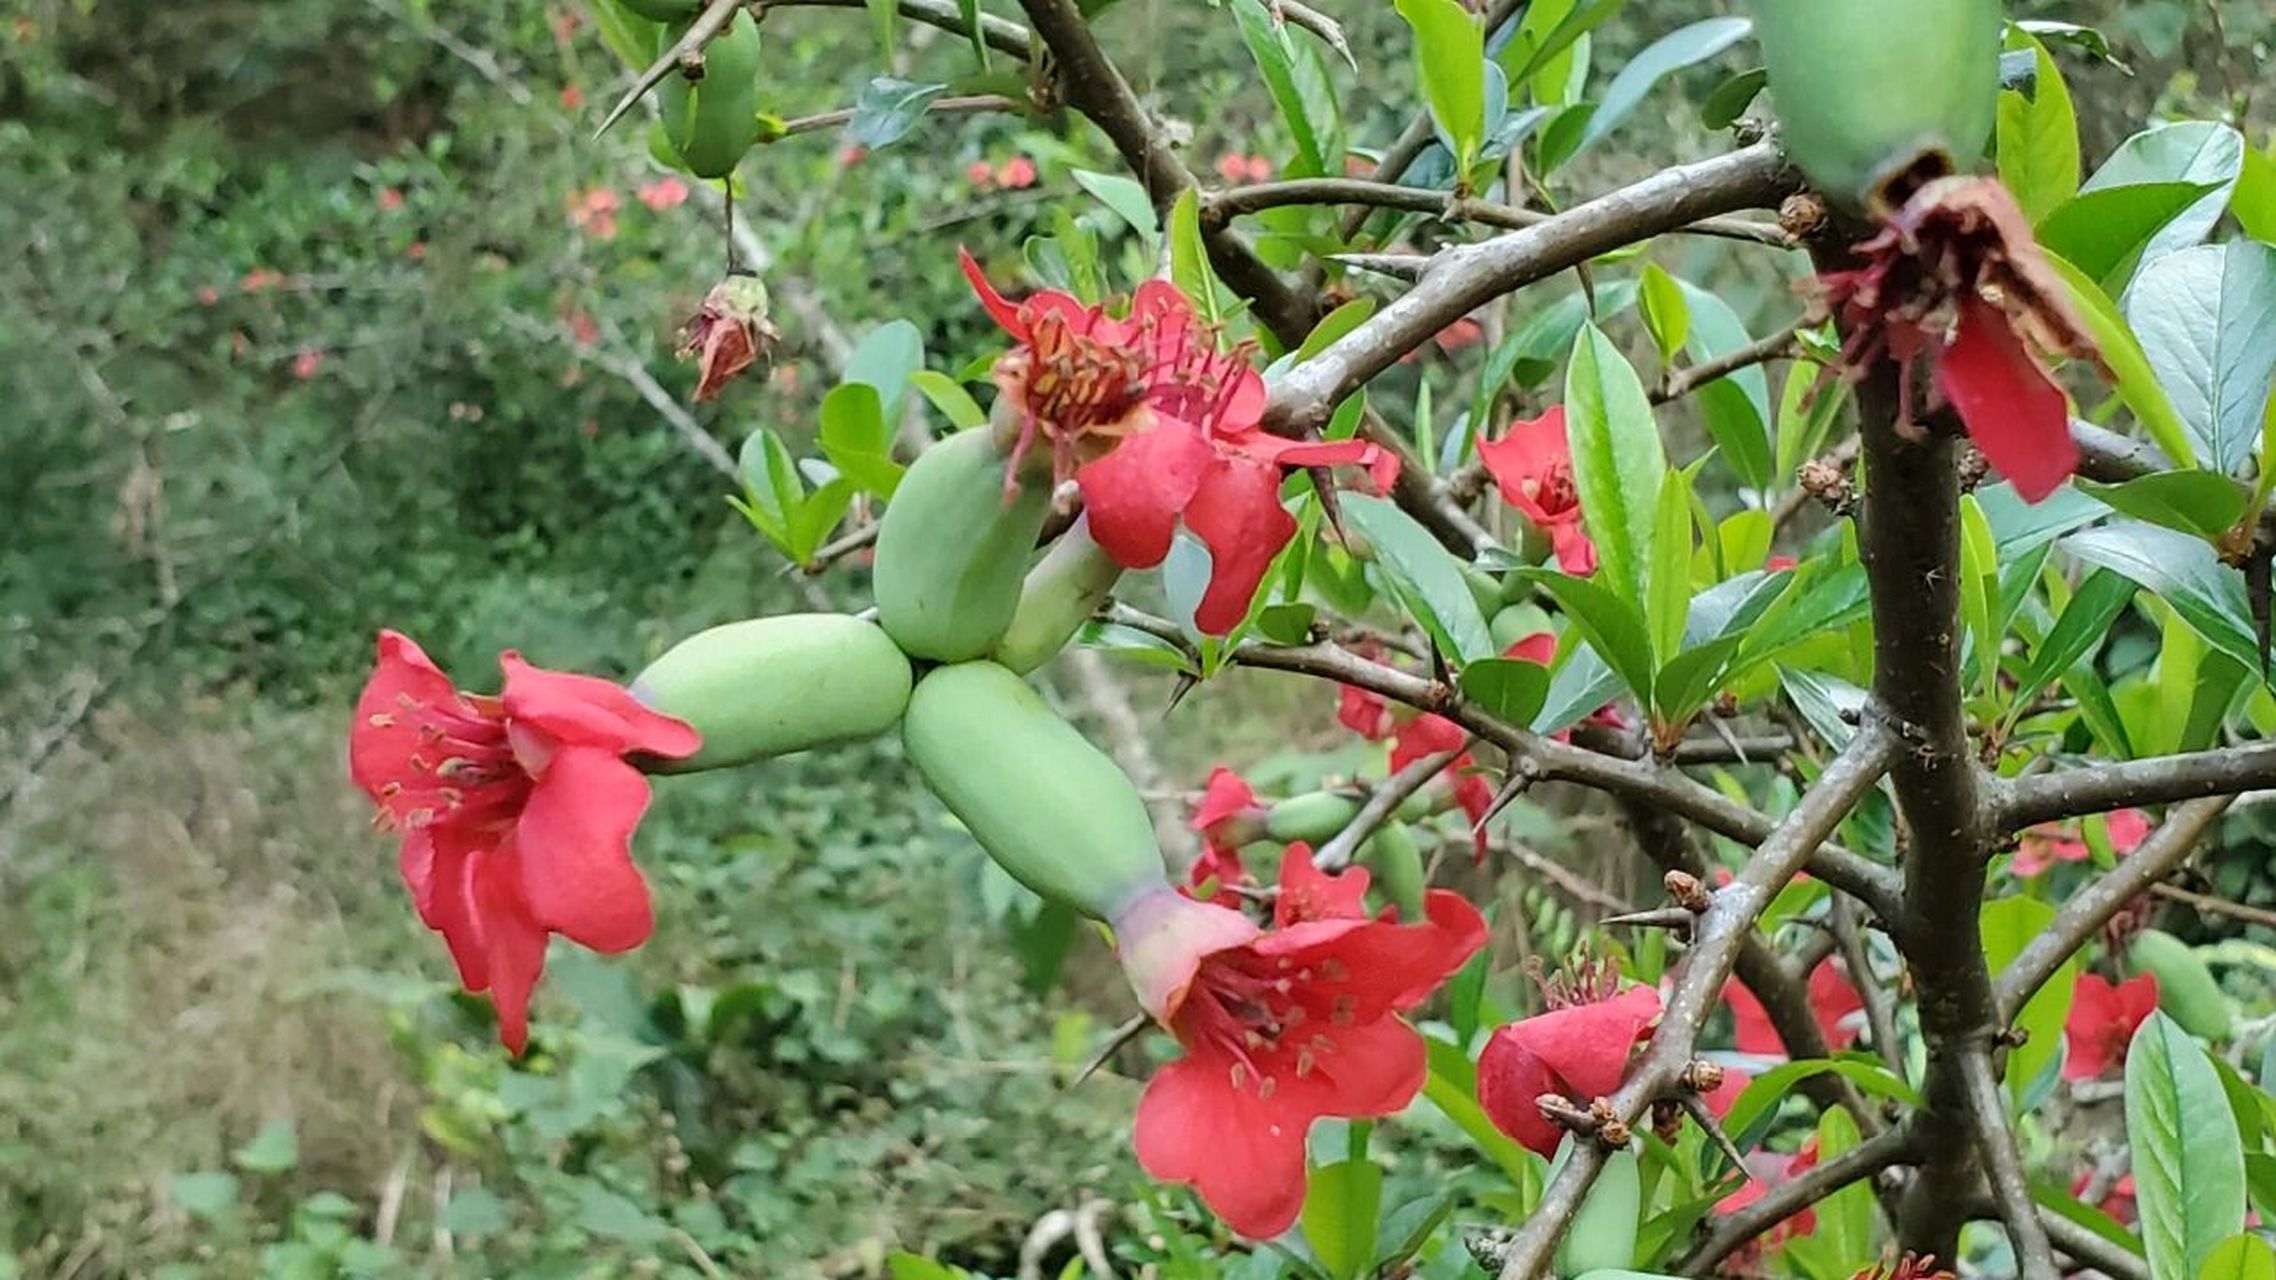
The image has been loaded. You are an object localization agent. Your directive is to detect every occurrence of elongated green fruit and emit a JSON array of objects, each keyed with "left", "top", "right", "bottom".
[
  {"left": 874, "top": 429, "right": 1054, "bottom": 662},
  {"left": 630, "top": 614, "right": 913, "bottom": 772},
  {"left": 1364, "top": 822, "right": 1428, "bottom": 922},
  {"left": 658, "top": 10, "right": 764, "bottom": 179},
  {"left": 992, "top": 517, "right": 1125, "bottom": 675},
  {"left": 1748, "top": 0, "right": 2001, "bottom": 208},
  {"left": 903, "top": 662, "right": 1166, "bottom": 919},
  {"left": 1264, "top": 791, "right": 1364, "bottom": 844},
  {"left": 2128, "top": 928, "right": 2233, "bottom": 1042},
  {"left": 1558, "top": 1147, "right": 1642, "bottom": 1277}
]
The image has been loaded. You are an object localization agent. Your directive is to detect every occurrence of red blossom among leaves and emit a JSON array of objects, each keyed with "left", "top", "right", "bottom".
[
  {"left": 1338, "top": 683, "right": 1397, "bottom": 740},
  {"left": 996, "top": 155, "right": 1037, "bottom": 189},
  {"left": 348, "top": 632, "right": 699, "bottom": 1052},
  {"left": 1479, "top": 406, "right": 1598, "bottom": 575},
  {"left": 679, "top": 274, "right": 776, "bottom": 403},
  {"left": 1717, "top": 1137, "right": 1821, "bottom": 1261},
  {"left": 1214, "top": 153, "right": 1273, "bottom": 183},
  {"left": 1818, "top": 176, "right": 2104, "bottom": 503},
  {"left": 2070, "top": 1169, "right": 2137, "bottom": 1224},
  {"left": 1477, "top": 963, "right": 1663, "bottom": 1156},
  {"left": 1114, "top": 847, "right": 1485, "bottom": 1237},
  {"left": 1390, "top": 713, "right": 1495, "bottom": 861},
  {"left": 1188, "top": 766, "right": 1264, "bottom": 905},
  {"left": 2013, "top": 808, "right": 2150, "bottom": 878},
  {"left": 637, "top": 177, "right": 690, "bottom": 211},
  {"left": 558, "top": 84, "right": 584, "bottom": 111},
  {"left": 963, "top": 251, "right": 1399, "bottom": 633},
  {"left": 566, "top": 186, "right": 620, "bottom": 240},
  {"left": 1728, "top": 958, "right": 1864, "bottom": 1057},
  {"left": 2064, "top": 972, "right": 2159, "bottom": 1081},
  {"left": 292, "top": 347, "right": 326, "bottom": 381},
  {"left": 377, "top": 186, "right": 405, "bottom": 212}
]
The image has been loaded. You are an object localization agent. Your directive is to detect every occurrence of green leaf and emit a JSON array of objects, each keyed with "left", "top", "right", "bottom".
[
  {"left": 1723, "top": 1058, "right": 1921, "bottom": 1152},
  {"left": 1293, "top": 298, "right": 1379, "bottom": 367},
  {"left": 1565, "top": 323, "right": 1666, "bottom": 607},
  {"left": 1676, "top": 283, "right": 1774, "bottom": 493},
  {"left": 1959, "top": 494, "right": 2001, "bottom": 693},
  {"left": 847, "top": 78, "right": 948, "bottom": 150},
  {"left": 2042, "top": 251, "right": 2199, "bottom": 466},
  {"left": 1577, "top": 16, "right": 1751, "bottom": 152},
  {"left": 1504, "top": 0, "right": 1621, "bottom": 90},
  {"left": 2009, "top": 569, "right": 2136, "bottom": 719},
  {"left": 438, "top": 1186, "right": 510, "bottom": 1236},
  {"left": 1517, "top": 567, "right": 1654, "bottom": 704},
  {"left": 1637, "top": 264, "right": 1689, "bottom": 366},
  {"left": 2127, "top": 1010, "right": 2247, "bottom": 1280},
  {"left": 1535, "top": 645, "right": 1626, "bottom": 735},
  {"left": 2038, "top": 181, "right": 2219, "bottom": 288},
  {"left": 1071, "top": 168, "right": 1159, "bottom": 243},
  {"left": 908, "top": 370, "right": 987, "bottom": 431},
  {"left": 2077, "top": 472, "right": 2250, "bottom": 542},
  {"left": 1813, "top": 1107, "right": 1874, "bottom": 1265},
  {"left": 1997, "top": 35, "right": 2079, "bottom": 223},
  {"left": 2126, "top": 243, "right": 2276, "bottom": 477},
  {"left": 864, "top": 0, "right": 897, "bottom": 60},
  {"left": 578, "top": 1185, "right": 669, "bottom": 1245},
  {"left": 1302, "top": 1158, "right": 1384, "bottom": 1280},
  {"left": 1395, "top": 0, "right": 1486, "bottom": 172},
  {"left": 955, "top": 0, "right": 989, "bottom": 67},
  {"left": 1167, "top": 190, "right": 1221, "bottom": 326},
  {"left": 1700, "top": 67, "right": 1766, "bottom": 131},
  {"left": 1235, "top": 0, "right": 1334, "bottom": 177},
  {"left": 1648, "top": 466, "right": 1693, "bottom": 666},
  {"left": 2201, "top": 1235, "right": 2276, "bottom": 1280},
  {"left": 1775, "top": 360, "right": 1848, "bottom": 483},
  {"left": 1983, "top": 898, "right": 2074, "bottom": 1098},
  {"left": 1460, "top": 657, "right": 1551, "bottom": 728},
  {"left": 819, "top": 383, "right": 905, "bottom": 497},
  {"left": 844, "top": 320, "right": 926, "bottom": 425},
  {"left": 232, "top": 1119, "right": 299, "bottom": 1175},
  {"left": 1342, "top": 493, "right": 1496, "bottom": 662},
  {"left": 2067, "top": 520, "right": 2261, "bottom": 675},
  {"left": 1652, "top": 635, "right": 1745, "bottom": 726},
  {"left": 169, "top": 1171, "right": 241, "bottom": 1219},
  {"left": 2082, "top": 122, "right": 2248, "bottom": 264},
  {"left": 2236, "top": 145, "right": 2276, "bottom": 244}
]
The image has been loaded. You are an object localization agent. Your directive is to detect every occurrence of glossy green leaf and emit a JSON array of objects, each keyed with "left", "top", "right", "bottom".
[
  {"left": 1167, "top": 189, "right": 1221, "bottom": 326},
  {"left": 1460, "top": 657, "right": 1551, "bottom": 728},
  {"left": 2078, "top": 472, "right": 2250, "bottom": 541},
  {"left": 954, "top": 0, "right": 988, "bottom": 67},
  {"left": 1517, "top": 568, "right": 1654, "bottom": 703},
  {"left": 1576, "top": 16, "right": 1751, "bottom": 152},
  {"left": 1235, "top": 0, "right": 1334, "bottom": 177},
  {"left": 1723, "top": 1057, "right": 1920, "bottom": 1152},
  {"left": 2009, "top": 569, "right": 2136, "bottom": 719},
  {"left": 2067, "top": 520, "right": 2261, "bottom": 675},
  {"left": 1343, "top": 493, "right": 1496, "bottom": 662},
  {"left": 2082, "top": 121, "right": 2248, "bottom": 263},
  {"left": 908, "top": 370, "right": 986, "bottom": 431},
  {"left": 1071, "top": 168, "right": 1159, "bottom": 243},
  {"left": 2125, "top": 242, "right": 2276, "bottom": 477},
  {"left": 2043, "top": 251, "right": 2199, "bottom": 466},
  {"left": 2038, "top": 181, "right": 2218, "bottom": 289},
  {"left": 2127, "top": 1010, "right": 2247, "bottom": 1280},
  {"left": 233, "top": 1120, "right": 298, "bottom": 1174},
  {"left": 1565, "top": 323, "right": 1667, "bottom": 607},
  {"left": 1997, "top": 34, "right": 2078, "bottom": 223},
  {"left": 2201, "top": 1235, "right": 2276, "bottom": 1280},
  {"left": 1651, "top": 634, "right": 1745, "bottom": 726},
  {"left": 1959, "top": 494, "right": 2000, "bottom": 693},
  {"left": 1504, "top": 0, "right": 1621, "bottom": 90},
  {"left": 1395, "top": 0, "right": 1486, "bottom": 171},
  {"left": 1302, "top": 1158, "right": 1382, "bottom": 1280},
  {"left": 1638, "top": 263, "right": 1688, "bottom": 365},
  {"left": 1422, "top": 1037, "right": 1535, "bottom": 1184},
  {"left": 1813, "top": 1107, "right": 1874, "bottom": 1265},
  {"left": 1984, "top": 897, "right": 2074, "bottom": 1098},
  {"left": 1677, "top": 282, "right": 1775, "bottom": 492},
  {"left": 847, "top": 78, "right": 947, "bottom": 150},
  {"left": 2236, "top": 145, "right": 2276, "bottom": 244},
  {"left": 1648, "top": 467, "right": 1694, "bottom": 666},
  {"left": 1536, "top": 645, "right": 1626, "bottom": 735},
  {"left": 1700, "top": 66, "right": 1767, "bottom": 130}
]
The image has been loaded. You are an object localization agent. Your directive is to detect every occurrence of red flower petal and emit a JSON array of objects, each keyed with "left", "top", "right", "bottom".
[
  {"left": 498, "top": 653, "right": 700, "bottom": 760},
  {"left": 1548, "top": 521, "right": 1600, "bottom": 576},
  {"left": 1338, "top": 684, "right": 1395, "bottom": 740},
  {"left": 471, "top": 849, "right": 550, "bottom": 1055},
  {"left": 350, "top": 630, "right": 466, "bottom": 806},
  {"left": 1134, "top": 1050, "right": 1313, "bottom": 1238},
  {"left": 959, "top": 246, "right": 1026, "bottom": 337},
  {"left": 1184, "top": 453, "right": 1298, "bottom": 635},
  {"left": 514, "top": 746, "right": 657, "bottom": 954},
  {"left": 1274, "top": 842, "right": 1371, "bottom": 927},
  {"left": 1936, "top": 297, "right": 2079, "bottom": 504},
  {"left": 1191, "top": 766, "right": 1258, "bottom": 834},
  {"left": 1078, "top": 417, "right": 1214, "bottom": 570}
]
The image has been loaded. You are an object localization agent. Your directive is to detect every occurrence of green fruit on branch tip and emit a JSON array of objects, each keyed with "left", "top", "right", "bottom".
[
  {"left": 1557, "top": 1147, "right": 1642, "bottom": 1277},
  {"left": 1364, "top": 822, "right": 1428, "bottom": 923},
  {"left": 1263, "top": 791, "right": 1364, "bottom": 844},
  {"left": 992, "top": 516, "right": 1125, "bottom": 675},
  {"left": 630, "top": 614, "right": 913, "bottom": 772},
  {"left": 1747, "top": 0, "right": 2000, "bottom": 209},
  {"left": 658, "top": 9, "right": 764, "bottom": 180},
  {"left": 874, "top": 428, "right": 1053, "bottom": 663},
  {"left": 2127, "top": 927, "right": 2233, "bottom": 1042},
  {"left": 903, "top": 662, "right": 1168, "bottom": 920}
]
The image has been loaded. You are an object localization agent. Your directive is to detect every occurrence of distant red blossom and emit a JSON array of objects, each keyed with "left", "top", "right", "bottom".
[
  {"left": 292, "top": 347, "right": 326, "bottom": 381},
  {"left": 637, "top": 177, "right": 690, "bottom": 211},
  {"left": 1187, "top": 766, "right": 1263, "bottom": 905},
  {"left": 1728, "top": 958, "right": 1864, "bottom": 1057},
  {"left": 1215, "top": 153, "right": 1272, "bottom": 183},
  {"left": 2013, "top": 808, "right": 2150, "bottom": 879},
  {"left": 2064, "top": 972, "right": 2158, "bottom": 1081},
  {"left": 567, "top": 186, "right": 620, "bottom": 240}
]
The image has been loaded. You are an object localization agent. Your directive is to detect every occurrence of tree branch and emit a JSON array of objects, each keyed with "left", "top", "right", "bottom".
[
  {"left": 1654, "top": 319, "right": 1805, "bottom": 405},
  {"left": 1266, "top": 145, "right": 1802, "bottom": 435},
  {"left": 778, "top": 0, "right": 1032, "bottom": 58},
  {"left": 2037, "top": 1206, "right": 2151, "bottom": 1280},
  {"left": 1204, "top": 178, "right": 1792, "bottom": 248},
  {"left": 1993, "top": 796, "right": 2236, "bottom": 1021},
  {"left": 1832, "top": 893, "right": 1907, "bottom": 1078},
  {"left": 1959, "top": 1049, "right": 2057, "bottom": 1280},
  {"left": 1994, "top": 743, "right": 2276, "bottom": 830},
  {"left": 1677, "top": 1123, "right": 1918, "bottom": 1275},
  {"left": 1495, "top": 720, "right": 1900, "bottom": 1280},
  {"left": 1315, "top": 746, "right": 1464, "bottom": 871}
]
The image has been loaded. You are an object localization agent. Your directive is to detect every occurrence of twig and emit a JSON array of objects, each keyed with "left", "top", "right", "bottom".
[
  {"left": 1489, "top": 838, "right": 1632, "bottom": 914},
  {"left": 1677, "top": 1123, "right": 1918, "bottom": 1274},
  {"left": 1314, "top": 747, "right": 1464, "bottom": 871},
  {"left": 770, "top": 93, "right": 1022, "bottom": 139},
  {"left": 798, "top": 522, "right": 880, "bottom": 574},
  {"left": 1654, "top": 319, "right": 1806, "bottom": 404},
  {"left": 780, "top": 0, "right": 1033, "bottom": 56},
  {"left": 1495, "top": 720, "right": 1900, "bottom": 1280},
  {"left": 1959, "top": 1049, "right": 2058, "bottom": 1280},
  {"left": 1994, "top": 743, "right": 2276, "bottom": 829},
  {"left": 1993, "top": 796, "right": 2236, "bottom": 1021},
  {"left": 2151, "top": 881, "right": 2276, "bottom": 929},
  {"left": 1832, "top": 893, "right": 1906, "bottom": 1077},
  {"left": 1680, "top": 1092, "right": 1751, "bottom": 1174},
  {"left": 2036, "top": 1205, "right": 2150, "bottom": 1280},
  {"left": 1206, "top": 179, "right": 1792, "bottom": 248}
]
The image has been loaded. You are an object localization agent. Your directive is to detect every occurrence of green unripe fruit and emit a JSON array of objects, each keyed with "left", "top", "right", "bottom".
[
  {"left": 658, "top": 10, "right": 764, "bottom": 180},
  {"left": 1748, "top": 0, "right": 2000, "bottom": 208},
  {"left": 630, "top": 614, "right": 913, "bottom": 772},
  {"left": 1264, "top": 791, "right": 1364, "bottom": 844},
  {"left": 875, "top": 429, "right": 1054, "bottom": 663},
  {"left": 2127, "top": 928, "right": 2233, "bottom": 1042},
  {"left": 1364, "top": 822, "right": 1428, "bottom": 923},
  {"left": 1462, "top": 564, "right": 1505, "bottom": 620},
  {"left": 992, "top": 517, "right": 1125, "bottom": 675},
  {"left": 903, "top": 662, "right": 1167, "bottom": 920},
  {"left": 617, "top": 0, "right": 700, "bottom": 19},
  {"left": 1558, "top": 1148, "right": 1642, "bottom": 1277}
]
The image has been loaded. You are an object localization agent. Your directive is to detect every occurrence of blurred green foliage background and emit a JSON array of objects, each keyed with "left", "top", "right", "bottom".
[{"left": 0, "top": 0, "right": 2269, "bottom": 1275}]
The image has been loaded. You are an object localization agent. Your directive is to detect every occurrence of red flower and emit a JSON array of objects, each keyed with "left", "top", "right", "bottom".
[
  {"left": 1717, "top": 1138, "right": 1820, "bottom": 1255},
  {"left": 1391, "top": 713, "right": 1494, "bottom": 862},
  {"left": 637, "top": 177, "right": 690, "bottom": 211},
  {"left": 2013, "top": 808, "right": 2151, "bottom": 879},
  {"left": 1338, "top": 683, "right": 1396, "bottom": 740},
  {"left": 1479, "top": 407, "right": 1597, "bottom": 576},
  {"left": 292, "top": 346, "right": 326, "bottom": 381},
  {"left": 348, "top": 632, "right": 699, "bottom": 1052},
  {"left": 2064, "top": 972, "right": 2159, "bottom": 1081},
  {"left": 2070, "top": 1169, "right": 2137, "bottom": 1224},
  {"left": 1477, "top": 969, "right": 1662, "bottom": 1156},
  {"left": 1188, "top": 766, "right": 1264, "bottom": 905},
  {"left": 1818, "top": 176, "right": 2102, "bottom": 504},
  {"left": 995, "top": 155, "right": 1037, "bottom": 189},
  {"left": 566, "top": 186, "right": 620, "bottom": 240},
  {"left": 377, "top": 186, "right": 405, "bottom": 212},
  {"left": 1728, "top": 958, "right": 1863, "bottom": 1057},
  {"left": 965, "top": 251, "right": 1399, "bottom": 633},
  {"left": 963, "top": 160, "right": 995, "bottom": 187},
  {"left": 558, "top": 84, "right": 584, "bottom": 111},
  {"left": 679, "top": 274, "right": 776, "bottom": 403},
  {"left": 1214, "top": 153, "right": 1272, "bottom": 183},
  {"left": 1114, "top": 847, "right": 1485, "bottom": 1237}
]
